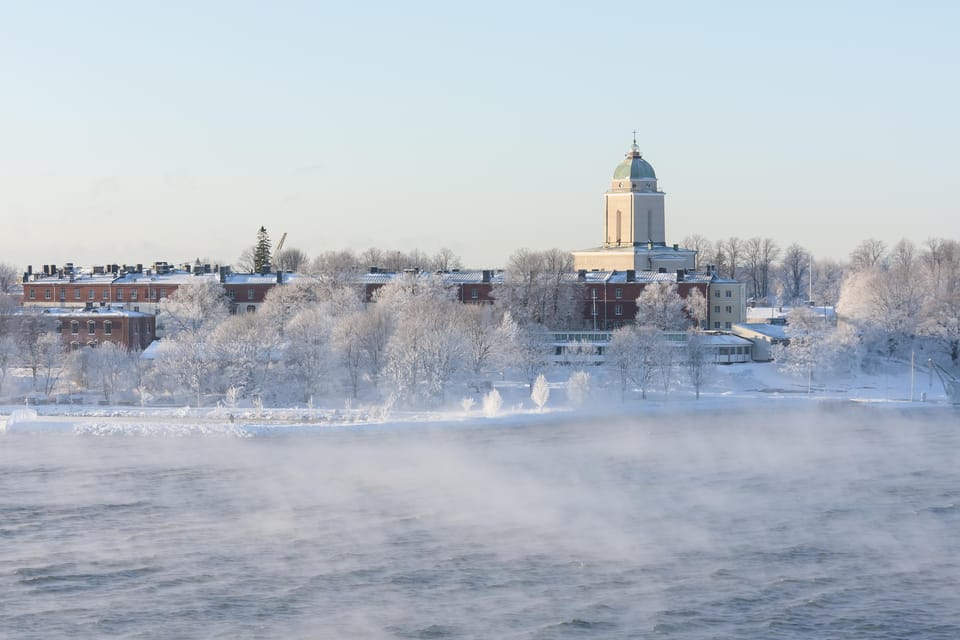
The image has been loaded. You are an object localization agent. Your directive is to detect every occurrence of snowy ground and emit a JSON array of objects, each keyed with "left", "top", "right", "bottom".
[{"left": 2, "top": 360, "right": 955, "bottom": 436}]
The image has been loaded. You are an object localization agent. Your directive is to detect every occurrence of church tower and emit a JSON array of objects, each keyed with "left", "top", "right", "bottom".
[
  {"left": 573, "top": 137, "right": 696, "bottom": 273},
  {"left": 604, "top": 136, "right": 665, "bottom": 247}
]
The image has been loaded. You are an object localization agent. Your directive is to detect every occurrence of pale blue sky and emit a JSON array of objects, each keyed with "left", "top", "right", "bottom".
[{"left": 1, "top": 1, "right": 957, "bottom": 270}]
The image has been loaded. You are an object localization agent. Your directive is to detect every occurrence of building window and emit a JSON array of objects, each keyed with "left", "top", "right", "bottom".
[
  {"left": 725, "top": 322, "right": 732, "bottom": 329},
  {"left": 714, "top": 321, "right": 720, "bottom": 329},
  {"left": 470, "top": 287, "right": 478, "bottom": 300},
  {"left": 247, "top": 289, "right": 255, "bottom": 301},
  {"left": 130, "top": 289, "right": 138, "bottom": 301},
  {"left": 88, "top": 288, "right": 95, "bottom": 300},
  {"left": 614, "top": 288, "right": 622, "bottom": 299},
  {"left": 246, "top": 305, "right": 256, "bottom": 313},
  {"left": 29, "top": 288, "right": 35, "bottom": 300},
  {"left": 104, "top": 321, "right": 112, "bottom": 336},
  {"left": 71, "top": 321, "right": 79, "bottom": 335},
  {"left": 74, "top": 289, "right": 81, "bottom": 300},
  {"left": 87, "top": 341, "right": 96, "bottom": 348},
  {"left": 87, "top": 321, "right": 96, "bottom": 334},
  {"left": 726, "top": 305, "right": 732, "bottom": 313},
  {"left": 160, "top": 288, "right": 167, "bottom": 298},
  {"left": 227, "top": 290, "right": 235, "bottom": 300},
  {"left": 56, "top": 321, "right": 62, "bottom": 333},
  {"left": 44, "top": 288, "right": 51, "bottom": 300},
  {"left": 714, "top": 291, "right": 720, "bottom": 298},
  {"left": 70, "top": 341, "right": 80, "bottom": 351},
  {"left": 714, "top": 305, "right": 720, "bottom": 313},
  {"left": 725, "top": 290, "right": 732, "bottom": 297},
  {"left": 117, "top": 289, "right": 124, "bottom": 301},
  {"left": 59, "top": 289, "right": 65, "bottom": 301},
  {"left": 103, "top": 288, "right": 110, "bottom": 300},
  {"left": 614, "top": 303, "right": 623, "bottom": 316}
]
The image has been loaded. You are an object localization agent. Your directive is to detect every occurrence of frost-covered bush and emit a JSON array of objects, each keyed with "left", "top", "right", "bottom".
[
  {"left": 531, "top": 374, "right": 550, "bottom": 412},
  {"left": 566, "top": 370, "right": 591, "bottom": 407},
  {"left": 482, "top": 388, "right": 502, "bottom": 417}
]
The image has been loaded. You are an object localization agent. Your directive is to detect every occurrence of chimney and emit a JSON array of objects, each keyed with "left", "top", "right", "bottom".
[
  {"left": 577, "top": 269, "right": 586, "bottom": 282},
  {"left": 658, "top": 267, "right": 667, "bottom": 274},
  {"left": 219, "top": 269, "right": 226, "bottom": 284},
  {"left": 276, "top": 270, "right": 283, "bottom": 284},
  {"left": 481, "top": 269, "right": 491, "bottom": 283},
  {"left": 677, "top": 269, "right": 685, "bottom": 281},
  {"left": 369, "top": 266, "right": 379, "bottom": 274},
  {"left": 27, "top": 265, "right": 33, "bottom": 275},
  {"left": 626, "top": 269, "right": 635, "bottom": 282},
  {"left": 673, "top": 244, "right": 679, "bottom": 251}
]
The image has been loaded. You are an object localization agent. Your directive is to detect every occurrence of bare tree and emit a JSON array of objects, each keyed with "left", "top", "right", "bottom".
[
  {"left": 780, "top": 243, "right": 811, "bottom": 304},
  {"left": 274, "top": 247, "right": 309, "bottom": 273},
  {"left": 849, "top": 238, "right": 887, "bottom": 272},
  {"left": 0, "top": 262, "right": 20, "bottom": 294},
  {"left": 744, "top": 237, "right": 780, "bottom": 300},
  {"left": 429, "top": 247, "right": 464, "bottom": 272},
  {"left": 682, "top": 234, "right": 712, "bottom": 266},
  {"left": 722, "top": 237, "right": 744, "bottom": 280}
]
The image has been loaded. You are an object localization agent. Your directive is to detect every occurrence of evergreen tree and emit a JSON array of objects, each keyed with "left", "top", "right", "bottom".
[{"left": 253, "top": 226, "right": 272, "bottom": 273}]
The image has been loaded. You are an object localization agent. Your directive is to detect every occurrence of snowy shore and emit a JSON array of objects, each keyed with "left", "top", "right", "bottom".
[{"left": 2, "top": 362, "right": 955, "bottom": 437}]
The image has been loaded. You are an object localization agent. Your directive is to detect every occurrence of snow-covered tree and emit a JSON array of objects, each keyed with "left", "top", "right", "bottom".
[
  {"left": 531, "top": 373, "right": 550, "bottom": 411},
  {"left": 85, "top": 342, "right": 136, "bottom": 403},
  {"left": 380, "top": 274, "right": 466, "bottom": 405},
  {"left": 498, "top": 312, "right": 553, "bottom": 389},
  {"left": 685, "top": 287, "right": 708, "bottom": 329},
  {"left": 0, "top": 262, "right": 19, "bottom": 294},
  {"left": 160, "top": 279, "right": 229, "bottom": 335},
  {"left": 496, "top": 248, "right": 583, "bottom": 329},
  {"left": 605, "top": 325, "right": 660, "bottom": 400},
  {"left": 461, "top": 304, "right": 502, "bottom": 390},
  {"left": 685, "top": 329, "right": 710, "bottom": 400},
  {"left": 210, "top": 313, "right": 280, "bottom": 400},
  {"left": 281, "top": 305, "right": 335, "bottom": 402},
  {"left": 34, "top": 333, "right": 65, "bottom": 397},
  {"left": 635, "top": 282, "right": 688, "bottom": 331},
  {"left": 566, "top": 370, "right": 591, "bottom": 407}
]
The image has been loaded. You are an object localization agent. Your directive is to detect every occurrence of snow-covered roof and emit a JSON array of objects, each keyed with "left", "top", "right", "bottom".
[
  {"left": 699, "top": 333, "right": 754, "bottom": 346},
  {"left": 39, "top": 307, "right": 153, "bottom": 318},
  {"left": 732, "top": 323, "right": 789, "bottom": 341},
  {"left": 224, "top": 272, "right": 300, "bottom": 285}
]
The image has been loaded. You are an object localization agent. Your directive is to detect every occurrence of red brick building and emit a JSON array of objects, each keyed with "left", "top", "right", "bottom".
[{"left": 42, "top": 308, "right": 156, "bottom": 351}]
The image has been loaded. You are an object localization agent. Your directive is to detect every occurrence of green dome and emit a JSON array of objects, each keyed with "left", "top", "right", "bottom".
[{"left": 613, "top": 141, "right": 656, "bottom": 180}]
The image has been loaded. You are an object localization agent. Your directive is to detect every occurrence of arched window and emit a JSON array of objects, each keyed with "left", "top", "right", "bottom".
[
  {"left": 104, "top": 321, "right": 112, "bottom": 336},
  {"left": 70, "top": 321, "right": 79, "bottom": 335},
  {"left": 87, "top": 321, "right": 96, "bottom": 334}
]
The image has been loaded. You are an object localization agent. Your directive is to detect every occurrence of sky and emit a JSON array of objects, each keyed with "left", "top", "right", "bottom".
[{"left": 1, "top": 1, "right": 957, "bottom": 271}]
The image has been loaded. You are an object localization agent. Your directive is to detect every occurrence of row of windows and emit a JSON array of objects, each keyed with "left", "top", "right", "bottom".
[
  {"left": 714, "top": 290, "right": 734, "bottom": 298},
  {"left": 27, "top": 287, "right": 169, "bottom": 301},
  {"left": 713, "top": 305, "right": 735, "bottom": 313},
  {"left": 57, "top": 320, "right": 113, "bottom": 335},
  {"left": 712, "top": 321, "right": 734, "bottom": 329}
]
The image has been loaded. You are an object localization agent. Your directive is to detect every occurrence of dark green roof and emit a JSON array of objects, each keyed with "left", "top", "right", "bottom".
[{"left": 613, "top": 155, "right": 656, "bottom": 180}]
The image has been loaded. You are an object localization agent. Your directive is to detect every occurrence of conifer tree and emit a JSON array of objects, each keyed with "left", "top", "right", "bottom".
[{"left": 253, "top": 226, "right": 272, "bottom": 273}]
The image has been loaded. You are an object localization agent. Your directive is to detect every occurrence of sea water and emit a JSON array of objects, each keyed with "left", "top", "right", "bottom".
[{"left": 1, "top": 406, "right": 959, "bottom": 639}]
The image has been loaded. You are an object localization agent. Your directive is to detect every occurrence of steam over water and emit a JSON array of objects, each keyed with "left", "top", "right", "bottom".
[{"left": 2, "top": 407, "right": 959, "bottom": 639}]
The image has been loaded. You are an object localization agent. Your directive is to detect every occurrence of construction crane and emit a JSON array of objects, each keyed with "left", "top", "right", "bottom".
[{"left": 273, "top": 232, "right": 287, "bottom": 264}]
